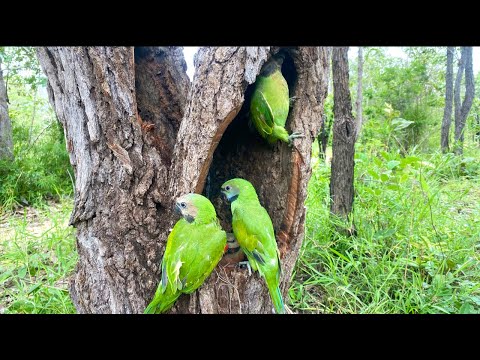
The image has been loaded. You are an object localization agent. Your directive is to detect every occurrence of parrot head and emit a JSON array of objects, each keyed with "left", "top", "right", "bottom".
[
  {"left": 175, "top": 193, "right": 217, "bottom": 224},
  {"left": 260, "top": 53, "right": 285, "bottom": 77},
  {"left": 221, "top": 178, "right": 259, "bottom": 203}
]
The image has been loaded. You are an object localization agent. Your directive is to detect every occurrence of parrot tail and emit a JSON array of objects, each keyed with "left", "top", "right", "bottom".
[
  {"left": 271, "top": 125, "right": 290, "bottom": 144},
  {"left": 144, "top": 289, "right": 181, "bottom": 314},
  {"left": 268, "top": 284, "right": 286, "bottom": 314}
]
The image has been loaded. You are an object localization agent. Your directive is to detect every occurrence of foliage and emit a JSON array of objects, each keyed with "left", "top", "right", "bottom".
[
  {"left": 351, "top": 47, "right": 447, "bottom": 153},
  {"left": 290, "top": 140, "right": 480, "bottom": 314},
  {"left": 0, "top": 47, "right": 73, "bottom": 213}
]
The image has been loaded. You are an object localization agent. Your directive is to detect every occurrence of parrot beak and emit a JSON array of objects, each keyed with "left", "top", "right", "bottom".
[
  {"left": 220, "top": 189, "right": 229, "bottom": 203},
  {"left": 174, "top": 202, "right": 183, "bottom": 216}
]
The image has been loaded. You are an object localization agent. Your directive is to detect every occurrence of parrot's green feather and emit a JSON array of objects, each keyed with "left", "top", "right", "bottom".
[
  {"left": 222, "top": 178, "right": 286, "bottom": 314},
  {"left": 250, "top": 57, "right": 292, "bottom": 145},
  {"left": 144, "top": 194, "right": 226, "bottom": 314},
  {"left": 160, "top": 260, "right": 167, "bottom": 294}
]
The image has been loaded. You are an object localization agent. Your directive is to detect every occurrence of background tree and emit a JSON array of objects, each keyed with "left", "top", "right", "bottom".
[
  {"left": 453, "top": 47, "right": 475, "bottom": 155},
  {"left": 330, "top": 47, "right": 356, "bottom": 230},
  {"left": 0, "top": 50, "right": 14, "bottom": 160},
  {"left": 440, "top": 47, "right": 455, "bottom": 153},
  {"left": 37, "top": 46, "right": 329, "bottom": 314},
  {"left": 355, "top": 47, "right": 364, "bottom": 140}
]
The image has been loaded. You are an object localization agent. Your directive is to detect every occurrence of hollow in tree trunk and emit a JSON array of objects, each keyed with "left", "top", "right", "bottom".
[{"left": 37, "top": 46, "right": 330, "bottom": 313}]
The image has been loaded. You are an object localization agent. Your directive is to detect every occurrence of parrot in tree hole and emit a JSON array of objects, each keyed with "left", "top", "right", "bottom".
[
  {"left": 221, "top": 178, "right": 285, "bottom": 314},
  {"left": 249, "top": 52, "right": 303, "bottom": 145}
]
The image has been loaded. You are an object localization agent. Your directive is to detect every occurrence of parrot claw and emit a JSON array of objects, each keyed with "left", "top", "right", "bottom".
[
  {"left": 238, "top": 261, "right": 252, "bottom": 276},
  {"left": 288, "top": 132, "right": 305, "bottom": 146},
  {"left": 289, "top": 96, "right": 299, "bottom": 107}
]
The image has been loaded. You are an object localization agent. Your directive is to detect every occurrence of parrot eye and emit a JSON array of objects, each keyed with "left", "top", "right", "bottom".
[
  {"left": 180, "top": 202, "right": 187, "bottom": 208},
  {"left": 225, "top": 185, "right": 231, "bottom": 191}
]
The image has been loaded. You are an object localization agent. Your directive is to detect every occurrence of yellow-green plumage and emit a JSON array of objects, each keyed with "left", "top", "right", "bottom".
[
  {"left": 250, "top": 54, "right": 292, "bottom": 145},
  {"left": 221, "top": 178, "right": 285, "bottom": 314},
  {"left": 144, "top": 194, "right": 226, "bottom": 314}
]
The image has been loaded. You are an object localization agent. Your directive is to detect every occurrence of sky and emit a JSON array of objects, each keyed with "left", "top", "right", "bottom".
[{"left": 182, "top": 47, "right": 480, "bottom": 81}]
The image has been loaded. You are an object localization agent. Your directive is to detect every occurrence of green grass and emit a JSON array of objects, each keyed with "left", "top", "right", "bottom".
[
  {"left": 0, "top": 197, "right": 77, "bottom": 314},
  {"left": 289, "top": 141, "right": 480, "bottom": 314}
]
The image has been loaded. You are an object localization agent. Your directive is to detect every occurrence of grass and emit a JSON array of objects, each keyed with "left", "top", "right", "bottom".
[
  {"left": 0, "top": 197, "right": 77, "bottom": 314},
  {"left": 289, "top": 141, "right": 480, "bottom": 314}
]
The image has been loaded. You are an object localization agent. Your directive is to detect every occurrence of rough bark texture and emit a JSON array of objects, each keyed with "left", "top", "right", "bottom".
[
  {"left": 330, "top": 47, "right": 355, "bottom": 222},
  {"left": 38, "top": 46, "right": 329, "bottom": 314},
  {"left": 0, "top": 57, "right": 14, "bottom": 161},
  {"left": 454, "top": 47, "right": 475, "bottom": 155},
  {"left": 354, "top": 47, "right": 363, "bottom": 141},
  {"left": 440, "top": 47, "right": 454, "bottom": 153},
  {"left": 37, "top": 47, "right": 190, "bottom": 313}
]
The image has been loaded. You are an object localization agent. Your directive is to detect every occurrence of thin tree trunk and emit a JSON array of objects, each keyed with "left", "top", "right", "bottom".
[
  {"left": 330, "top": 47, "right": 356, "bottom": 229},
  {"left": 37, "top": 46, "right": 329, "bottom": 313},
  {"left": 318, "top": 47, "right": 333, "bottom": 161},
  {"left": 0, "top": 57, "right": 14, "bottom": 161},
  {"left": 354, "top": 47, "right": 363, "bottom": 141},
  {"left": 441, "top": 47, "right": 454, "bottom": 153},
  {"left": 317, "top": 114, "right": 330, "bottom": 160},
  {"left": 454, "top": 47, "right": 475, "bottom": 155}
]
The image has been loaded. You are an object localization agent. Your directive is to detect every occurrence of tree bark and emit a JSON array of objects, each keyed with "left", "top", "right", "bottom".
[
  {"left": 0, "top": 56, "right": 14, "bottom": 161},
  {"left": 330, "top": 47, "right": 356, "bottom": 225},
  {"left": 454, "top": 47, "right": 475, "bottom": 155},
  {"left": 354, "top": 47, "right": 363, "bottom": 141},
  {"left": 440, "top": 47, "right": 454, "bottom": 153},
  {"left": 37, "top": 46, "right": 329, "bottom": 313}
]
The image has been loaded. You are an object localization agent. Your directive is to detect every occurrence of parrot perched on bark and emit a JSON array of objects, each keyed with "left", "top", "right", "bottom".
[
  {"left": 221, "top": 178, "right": 285, "bottom": 314},
  {"left": 249, "top": 53, "right": 303, "bottom": 145},
  {"left": 144, "top": 193, "right": 227, "bottom": 314}
]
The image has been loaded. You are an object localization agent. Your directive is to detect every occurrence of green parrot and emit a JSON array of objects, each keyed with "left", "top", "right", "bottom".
[
  {"left": 249, "top": 53, "right": 303, "bottom": 145},
  {"left": 144, "top": 193, "right": 227, "bottom": 314},
  {"left": 220, "top": 178, "right": 285, "bottom": 314}
]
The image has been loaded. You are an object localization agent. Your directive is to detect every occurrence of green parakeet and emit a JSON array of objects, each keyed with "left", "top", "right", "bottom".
[
  {"left": 249, "top": 53, "right": 303, "bottom": 145},
  {"left": 144, "top": 193, "right": 227, "bottom": 314},
  {"left": 221, "top": 178, "right": 285, "bottom": 314}
]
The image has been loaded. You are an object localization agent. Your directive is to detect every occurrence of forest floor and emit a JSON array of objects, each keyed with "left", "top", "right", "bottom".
[{"left": 0, "top": 198, "right": 76, "bottom": 314}]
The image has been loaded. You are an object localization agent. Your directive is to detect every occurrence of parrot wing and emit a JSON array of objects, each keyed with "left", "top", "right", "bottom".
[
  {"left": 162, "top": 219, "right": 192, "bottom": 293},
  {"left": 232, "top": 205, "right": 277, "bottom": 269},
  {"left": 250, "top": 87, "right": 275, "bottom": 136},
  {"left": 179, "top": 226, "right": 226, "bottom": 294}
]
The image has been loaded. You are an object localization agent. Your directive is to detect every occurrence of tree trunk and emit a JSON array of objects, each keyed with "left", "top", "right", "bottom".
[
  {"left": 318, "top": 47, "right": 333, "bottom": 161},
  {"left": 0, "top": 57, "right": 14, "bottom": 161},
  {"left": 454, "top": 47, "right": 475, "bottom": 155},
  {"left": 330, "top": 47, "right": 356, "bottom": 227},
  {"left": 37, "top": 46, "right": 330, "bottom": 314},
  {"left": 440, "top": 47, "right": 454, "bottom": 153},
  {"left": 317, "top": 114, "right": 332, "bottom": 161},
  {"left": 354, "top": 47, "right": 363, "bottom": 141}
]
